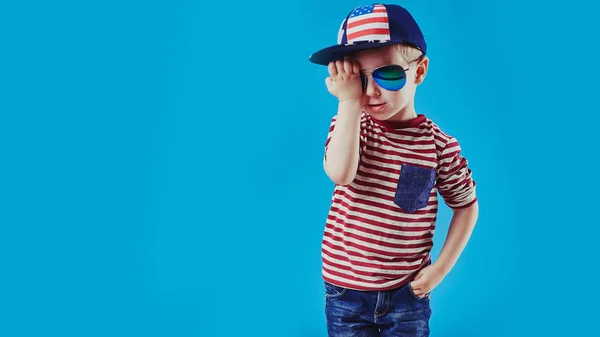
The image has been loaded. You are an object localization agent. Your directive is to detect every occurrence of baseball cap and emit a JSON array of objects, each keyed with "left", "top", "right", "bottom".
[{"left": 309, "top": 3, "right": 427, "bottom": 66}]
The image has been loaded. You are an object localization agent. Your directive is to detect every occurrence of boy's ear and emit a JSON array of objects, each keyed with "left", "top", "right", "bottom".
[{"left": 414, "top": 56, "right": 429, "bottom": 85}]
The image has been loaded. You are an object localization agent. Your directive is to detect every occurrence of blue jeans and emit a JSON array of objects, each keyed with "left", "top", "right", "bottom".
[{"left": 324, "top": 280, "right": 431, "bottom": 337}]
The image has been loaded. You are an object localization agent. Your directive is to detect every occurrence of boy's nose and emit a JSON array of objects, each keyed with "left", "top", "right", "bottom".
[{"left": 364, "top": 75, "right": 381, "bottom": 97}]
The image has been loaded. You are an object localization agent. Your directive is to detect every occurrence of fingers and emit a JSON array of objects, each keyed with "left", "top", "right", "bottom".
[
  {"left": 325, "top": 59, "right": 363, "bottom": 101},
  {"left": 335, "top": 60, "right": 344, "bottom": 75},
  {"left": 411, "top": 281, "right": 425, "bottom": 292},
  {"left": 411, "top": 280, "right": 431, "bottom": 298},
  {"left": 410, "top": 282, "right": 424, "bottom": 297},
  {"left": 328, "top": 62, "right": 338, "bottom": 77},
  {"left": 352, "top": 61, "right": 360, "bottom": 74},
  {"left": 343, "top": 60, "right": 353, "bottom": 74},
  {"left": 329, "top": 60, "right": 360, "bottom": 77}
]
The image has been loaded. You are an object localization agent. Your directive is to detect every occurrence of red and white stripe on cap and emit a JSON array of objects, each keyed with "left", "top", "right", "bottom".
[{"left": 337, "top": 4, "right": 391, "bottom": 45}]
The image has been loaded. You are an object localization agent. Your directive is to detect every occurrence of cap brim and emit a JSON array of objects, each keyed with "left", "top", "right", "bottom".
[{"left": 308, "top": 40, "right": 401, "bottom": 66}]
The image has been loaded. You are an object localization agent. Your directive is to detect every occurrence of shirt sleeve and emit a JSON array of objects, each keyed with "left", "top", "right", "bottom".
[{"left": 436, "top": 136, "right": 477, "bottom": 209}]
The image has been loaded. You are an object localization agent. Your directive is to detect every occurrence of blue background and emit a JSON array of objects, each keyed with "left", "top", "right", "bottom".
[{"left": 1, "top": 0, "right": 599, "bottom": 336}]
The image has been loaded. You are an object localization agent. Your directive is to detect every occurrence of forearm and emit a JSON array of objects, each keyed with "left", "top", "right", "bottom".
[
  {"left": 324, "top": 99, "right": 362, "bottom": 185},
  {"left": 435, "top": 201, "right": 479, "bottom": 275}
]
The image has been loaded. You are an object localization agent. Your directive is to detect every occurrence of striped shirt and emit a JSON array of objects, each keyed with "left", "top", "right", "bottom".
[{"left": 322, "top": 112, "right": 477, "bottom": 291}]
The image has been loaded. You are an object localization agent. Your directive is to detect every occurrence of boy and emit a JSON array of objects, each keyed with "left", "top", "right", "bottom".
[{"left": 309, "top": 3, "right": 479, "bottom": 336}]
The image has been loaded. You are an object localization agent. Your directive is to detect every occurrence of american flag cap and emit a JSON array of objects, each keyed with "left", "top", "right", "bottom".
[{"left": 309, "top": 4, "right": 426, "bottom": 66}]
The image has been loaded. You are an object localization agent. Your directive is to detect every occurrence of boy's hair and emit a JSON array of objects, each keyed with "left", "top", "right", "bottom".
[{"left": 394, "top": 43, "right": 424, "bottom": 64}]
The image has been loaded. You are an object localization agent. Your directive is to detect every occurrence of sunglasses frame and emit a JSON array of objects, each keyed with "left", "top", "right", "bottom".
[{"left": 360, "top": 56, "right": 424, "bottom": 92}]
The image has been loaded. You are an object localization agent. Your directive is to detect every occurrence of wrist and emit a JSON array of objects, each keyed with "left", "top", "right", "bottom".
[
  {"left": 337, "top": 99, "right": 362, "bottom": 114},
  {"left": 338, "top": 97, "right": 361, "bottom": 105},
  {"left": 432, "top": 261, "right": 452, "bottom": 276}
]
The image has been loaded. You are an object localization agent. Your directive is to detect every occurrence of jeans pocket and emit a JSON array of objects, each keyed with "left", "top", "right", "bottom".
[
  {"left": 324, "top": 281, "right": 347, "bottom": 300},
  {"left": 407, "top": 282, "right": 430, "bottom": 302},
  {"left": 394, "top": 164, "right": 436, "bottom": 213}
]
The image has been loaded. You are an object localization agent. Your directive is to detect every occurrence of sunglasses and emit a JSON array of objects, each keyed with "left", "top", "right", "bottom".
[{"left": 359, "top": 58, "right": 421, "bottom": 92}]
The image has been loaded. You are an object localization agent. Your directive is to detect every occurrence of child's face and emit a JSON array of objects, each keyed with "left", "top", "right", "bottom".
[{"left": 347, "top": 46, "right": 427, "bottom": 121}]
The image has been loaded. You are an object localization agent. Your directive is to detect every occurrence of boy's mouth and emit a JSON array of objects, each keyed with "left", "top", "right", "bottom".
[{"left": 368, "top": 103, "right": 386, "bottom": 112}]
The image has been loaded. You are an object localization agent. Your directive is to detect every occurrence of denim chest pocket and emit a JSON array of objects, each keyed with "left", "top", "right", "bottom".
[{"left": 394, "top": 164, "right": 436, "bottom": 213}]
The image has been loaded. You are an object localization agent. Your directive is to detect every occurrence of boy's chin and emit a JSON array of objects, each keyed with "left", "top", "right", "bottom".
[{"left": 366, "top": 109, "right": 393, "bottom": 120}]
